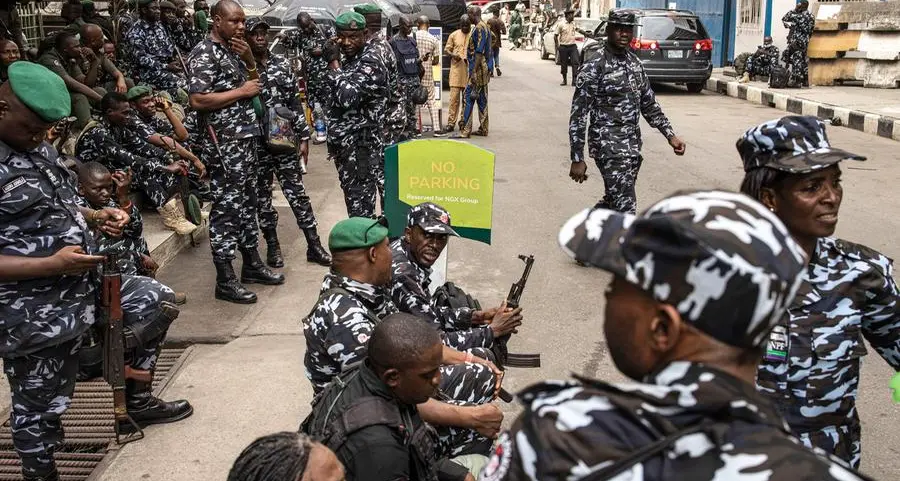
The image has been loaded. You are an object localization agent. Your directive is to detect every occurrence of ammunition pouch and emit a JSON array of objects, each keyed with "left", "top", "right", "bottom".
[{"left": 124, "top": 301, "right": 179, "bottom": 349}]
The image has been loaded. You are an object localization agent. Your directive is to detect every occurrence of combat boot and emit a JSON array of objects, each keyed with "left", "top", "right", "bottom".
[
  {"left": 303, "top": 227, "right": 332, "bottom": 266},
  {"left": 262, "top": 228, "right": 284, "bottom": 268},
  {"left": 240, "top": 248, "right": 286, "bottom": 285},
  {"left": 118, "top": 380, "right": 193, "bottom": 434},
  {"left": 23, "top": 471, "right": 59, "bottom": 481},
  {"left": 214, "top": 258, "right": 257, "bottom": 304},
  {"left": 158, "top": 198, "right": 198, "bottom": 236},
  {"left": 739, "top": 72, "right": 751, "bottom": 83}
]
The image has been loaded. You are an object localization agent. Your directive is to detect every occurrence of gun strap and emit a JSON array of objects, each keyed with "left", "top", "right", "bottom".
[{"left": 505, "top": 353, "right": 542, "bottom": 368}]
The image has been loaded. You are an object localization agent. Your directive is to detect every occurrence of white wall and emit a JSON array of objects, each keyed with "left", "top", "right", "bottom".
[
  {"left": 586, "top": 0, "right": 614, "bottom": 19},
  {"left": 733, "top": 0, "right": 796, "bottom": 58}
]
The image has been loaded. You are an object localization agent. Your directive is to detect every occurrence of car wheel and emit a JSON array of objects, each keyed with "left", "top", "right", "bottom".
[
  {"left": 541, "top": 41, "right": 548, "bottom": 60},
  {"left": 686, "top": 82, "right": 705, "bottom": 93}
]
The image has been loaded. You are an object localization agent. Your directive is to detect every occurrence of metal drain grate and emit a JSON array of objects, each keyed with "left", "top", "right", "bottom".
[{"left": 0, "top": 347, "right": 190, "bottom": 481}]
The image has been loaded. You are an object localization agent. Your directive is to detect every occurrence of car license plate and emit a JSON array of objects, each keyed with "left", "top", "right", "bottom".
[{"left": 666, "top": 50, "right": 685, "bottom": 59}]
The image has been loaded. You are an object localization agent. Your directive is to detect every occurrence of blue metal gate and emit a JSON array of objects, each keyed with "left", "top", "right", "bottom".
[{"left": 616, "top": 0, "right": 734, "bottom": 67}]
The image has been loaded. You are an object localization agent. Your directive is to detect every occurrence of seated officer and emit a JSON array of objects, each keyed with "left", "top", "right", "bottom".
[
  {"left": 305, "top": 217, "right": 504, "bottom": 469},
  {"left": 479, "top": 190, "right": 872, "bottom": 481},
  {"left": 37, "top": 30, "right": 105, "bottom": 130},
  {"left": 124, "top": 86, "right": 205, "bottom": 178},
  {"left": 304, "top": 313, "right": 474, "bottom": 481},
  {"left": 391, "top": 202, "right": 523, "bottom": 352},
  {"left": 79, "top": 23, "right": 134, "bottom": 94}
]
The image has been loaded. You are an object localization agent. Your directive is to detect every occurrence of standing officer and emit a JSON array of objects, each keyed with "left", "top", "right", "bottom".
[
  {"left": 479, "top": 190, "right": 872, "bottom": 481},
  {"left": 324, "top": 12, "right": 388, "bottom": 219},
  {"left": 455, "top": 6, "right": 491, "bottom": 139},
  {"left": 390, "top": 16, "right": 421, "bottom": 141},
  {"left": 554, "top": 8, "right": 582, "bottom": 86},
  {"left": 126, "top": 0, "right": 188, "bottom": 103},
  {"left": 278, "top": 12, "right": 333, "bottom": 131},
  {"left": 188, "top": 0, "right": 284, "bottom": 304},
  {"left": 246, "top": 18, "right": 330, "bottom": 268},
  {"left": 568, "top": 9, "right": 685, "bottom": 215},
  {"left": 782, "top": 1, "right": 814, "bottom": 87}
]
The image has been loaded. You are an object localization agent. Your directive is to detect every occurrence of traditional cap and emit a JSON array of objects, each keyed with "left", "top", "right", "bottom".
[
  {"left": 558, "top": 189, "right": 807, "bottom": 350},
  {"left": 245, "top": 17, "right": 270, "bottom": 32},
  {"left": 607, "top": 9, "right": 638, "bottom": 26},
  {"left": 328, "top": 217, "right": 389, "bottom": 251},
  {"left": 407, "top": 202, "right": 459, "bottom": 237},
  {"left": 335, "top": 11, "right": 366, "bottom": 31},
  {"left": 126, "top": 85, "right": 152, "bottom": 100},
  {"left": 7, "top": 62, "right": 71, "bottom": 122},
  {"left": 159, "top": 0, "right": 176, "bottom": 9},
  {"left": 353, "top": 3, "right": 382, "bottom": 15},
  {"left": 737, "top": 115, "right": 865, "bottom": 174}
]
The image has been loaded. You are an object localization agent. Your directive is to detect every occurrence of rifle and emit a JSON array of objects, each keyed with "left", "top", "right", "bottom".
[
  {"left": 100, "top": 243, "right": 147, "bottom": 444},
  {"left": 492, "top": 254, "right": 541, "bottom": 369}
]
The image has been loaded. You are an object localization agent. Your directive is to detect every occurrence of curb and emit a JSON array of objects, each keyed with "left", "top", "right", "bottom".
[{"left": 704, "top": 77, "right": 900, "bottom": 142}]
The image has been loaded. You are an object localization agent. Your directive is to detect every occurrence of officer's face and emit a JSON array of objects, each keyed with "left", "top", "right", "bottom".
[
  {"left": 765, "top": 165, "right": 843, "bottom": 243},
  {"left": 215, "top": 4, "right": 246, "bottom": 40},
  {"left": 603, "top": 277, "right": 665, "bottom": 381},
  {"left": 607, "top": 23, "right": 633, "bottom": 50},
  {"left": 79, "top": 172, "right": 114, "bottom": 207},
  {"left": 84, "top": 29, "right": 104, "bottom": 51},
  {"left": 106, "top": 100, "right": 134, "bottom": 126},
  {"left": 298, "top": 14, "right": 315, "bottom": 32},
  {"left": 143, "top": 4, "right": 161, "bottom": 22},
  {"left": 336, "top": 30, "right": 366, "bottom": 57},
  {"left": 0, "top": 41, "right": 19, "bottom": 66},
  {"left": 388, "top": 342, "right": 442, "bottom": 405},
  {"left": 161, "top": 7, "right": 177, "bottom": 24},
  {"left": 399, "top": 16, "right": 412, "bottom": 35},
  {"left": 248, "top": 26, "right": 269, "bottom": 55},
  {"left": 61, "top": 36, "right": 82, "bottom": 60},
  {"left": 103, "top": 42, "right": 117, "bottom": 61},
  {"left": 405, "top": 225, "right": 448, "bottom": 268},
  {"left": 300, "top": 443, "right": 346, "bottom": 481},
  {"left": 0, "top": 84, "right": 53, "bottom": 151},
  {"left": 133, "top": 96, "right": 156, "bottom": 118}
]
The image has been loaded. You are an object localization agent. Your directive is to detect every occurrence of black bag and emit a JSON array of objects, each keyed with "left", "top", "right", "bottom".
[
  {"left": 411, "top": 85, "right": 429, "bottom": 105},
  {"left": 390, "top": 35, "right": 421, "bottom": 77},
  {"left": 769, "top": 62, "right": 790, "bottom": 89},
  {"left": 432, "top": 282, "right": 480, "bottom": 330}
]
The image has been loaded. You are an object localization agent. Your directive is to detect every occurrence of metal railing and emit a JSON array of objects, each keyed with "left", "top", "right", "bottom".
[{"left": 17, "top": 1, "right": 48, "bottom": 48}]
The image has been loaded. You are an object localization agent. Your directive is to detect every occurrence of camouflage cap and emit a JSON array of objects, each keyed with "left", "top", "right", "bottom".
[
  {"left": 558, "top": 189, "right": 807, "bottom": 349},
  {"left": 737, "top": 115, "right": 866, "bottom": 174},
  {"left": 245, "top": 17, "right": 270, "bottom": 32},
  {"left": 407, "top": 202, "right": 459, "bottom": 237},
  {"left": 607, "top": 9, "right": 639, "bottom": 26},
  {"left": 334, "top": 11, "right": 366, "bottom": 31}
]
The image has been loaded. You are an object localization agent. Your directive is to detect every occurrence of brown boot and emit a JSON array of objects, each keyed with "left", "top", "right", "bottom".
[{"left": 158, "top": 198, "right": 198, "bottom": 236}]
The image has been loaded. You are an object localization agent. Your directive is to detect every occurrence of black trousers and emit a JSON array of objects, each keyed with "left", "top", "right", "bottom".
[{"left": 558, "top": 44, "right": 580, "bottom": 77}]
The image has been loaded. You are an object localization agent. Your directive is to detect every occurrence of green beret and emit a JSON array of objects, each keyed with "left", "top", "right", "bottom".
[
  {"left": 353, "top": 4, "right": 382, "bottom": 15},
  {"left": 81, "top": 0, "right": 94, "bottom": 6},
  {"left": 334, "top": 11, "right": 366, "bottom": 31},
  {"left": 7, "top": 62, "right": 71, "bottom": 122},
  {"left": 126, "top": 85, "right": 152, "bottom": 101},
  {"left": 159, "top": 0, "right": 176, "bottom": 9},
  {"left": 328, "top": 217, "right": 388, "bottom": 251}
]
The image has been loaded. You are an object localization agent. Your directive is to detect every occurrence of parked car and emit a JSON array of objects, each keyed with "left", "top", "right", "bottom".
[
  {"left": 580, "top": 9, "right": 713, "bottom": 93},
  {"left": 539, "top": 17, "right": 601, "bottom": 60}
]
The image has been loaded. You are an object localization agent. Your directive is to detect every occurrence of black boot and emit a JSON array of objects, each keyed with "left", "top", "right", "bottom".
[
  {"left": 560, "top": 75, "right": 567, "bottom": 86},
  {"left": 240, "top": 248, "right": 286, "bottom": 285},
  {"left": 262, "top": 228, "right": 284, "bottom": 268},
  {"left": 118, "top": 380, "right": 193, "bottom": 434},
  {"left": 23, "top": 470, "right": 59, "bottom": 481},
  {"left": 214, "top": 259, "right": 257, "bottom": 304},
  {"left": 303, "top": 227, "right": 332, "bottom": 266}
]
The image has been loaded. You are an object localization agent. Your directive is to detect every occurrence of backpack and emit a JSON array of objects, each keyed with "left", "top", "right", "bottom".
[
  {"left": 390, "top": 35, "right": 423, "bottom": 77},
  {"left": 769, "top": 61, "right": 790, "bottom": 89},
  {"left": 432, "top": 282, "right": 481, "bottom": 330}
]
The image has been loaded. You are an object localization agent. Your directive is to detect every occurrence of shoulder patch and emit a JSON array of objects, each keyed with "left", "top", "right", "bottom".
[{"left": 479, "top": 431, "right": 513, "bottom": 481}]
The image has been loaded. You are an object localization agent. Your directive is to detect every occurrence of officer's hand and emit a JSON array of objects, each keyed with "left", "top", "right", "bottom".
[
  {"left": 490, "top": 301, "right": 523, "bottom": 337},
  {"left": 111, "top": 169, "right": 132, "bottom": 201},
  {"left": 669, "top": 136, "right": 686, "bottom": 156},
  {"left": 51, "top": 246, "right": 104, "bottom": 275},
  {"left": 96, "top": 208, "right": 130, "bottom": 237},
  {"left": 229, "top": 37, "right": 255, "bottom": 66},
  {"left": 472, "top": 307, "right": 499, "bottom": 325},
  {"left": 569, "top": 161, "right": 588, "bottom": 183},
  {"left": 140, "top": 254, "right": 159, "bottom": 276},
  {"left": 470, "top": 356, "right": 504, "bottom": 400},
  {"left": 468, "top": 404, "right": 503, "bottom": 439},
  {"left": 163, "top": 162, "right": 187, "bottom": 175},
  {"left": 239, "top": 79, "right": 261, "bottom": 98},
  {"left": 322, "top": 40, "right": 341, "bottom": 63}
]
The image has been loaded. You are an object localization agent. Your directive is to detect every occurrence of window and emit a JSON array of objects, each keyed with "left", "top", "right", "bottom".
[
  {"left": 739, "top": 0, "right": 762, "bottom": 27},
  {"left": 639, "top": 16, "right": 708, "bottom": 41}
]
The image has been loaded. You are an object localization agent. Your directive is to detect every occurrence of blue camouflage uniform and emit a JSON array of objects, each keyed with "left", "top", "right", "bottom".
[
  {"left": 570, "top": 41, "right": 676, "bottom": 214},
  {"left": 480, "top": 190, "right": 872, "bottom": 481},
  {"left": 281, "top": 24, "right": 334, "bottom": 112},
  {"left": 782, "top": 8, "right": 815, "bottom": 87},
  {"left": 746, "top": 43, "right": 780, "bottom": 77},
  {"left": 126, "top": 18, "right": 187, "bottom": 96}
]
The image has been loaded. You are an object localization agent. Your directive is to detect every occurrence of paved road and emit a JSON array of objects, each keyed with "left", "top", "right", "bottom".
[{"left": 100, "top": 47, "right": 900, "bottom": 480}]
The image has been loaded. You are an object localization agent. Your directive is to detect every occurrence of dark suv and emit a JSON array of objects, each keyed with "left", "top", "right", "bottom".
[{"left": 581, "top": 9, "right": 713, "bottom": 93}]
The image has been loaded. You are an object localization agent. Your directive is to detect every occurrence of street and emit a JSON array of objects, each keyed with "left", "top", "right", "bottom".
[{"left": 98, "top": 47, "right": 900, "bottom": 480}]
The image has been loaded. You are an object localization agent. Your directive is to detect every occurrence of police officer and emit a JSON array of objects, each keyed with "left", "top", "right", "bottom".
[
  {"left": 390, "top": 16, "right": 421, "bottom": 141},
  {"left": 568, "top": 9, "right": 686, "bottom": 215},
  {"left": 278, "top": 12, "right": 334, "bottom": 118},
  {"left": 305, "top": 217, "right": 504, "bottom": 467},
  {"left": 188, "top": 0, "right": 284, "bottom": 304},
  {"left": 738, "top": 116, "right": 900, "bottom": 469},
  {"left": 782, "top": 1, "right": 814, "bottom": 88},
  {"left": 479, "top": 190, "right": 872, "bottom": 481},
  {"left": 740, "top": 36, "right": 779, "bottom": 83},
  {"left": 391, "top": 202, "right": 523, "bottom": 352},
  {"left": 554, "top": 8, "right": 581, "bottom": 86},
  {"left": 0, "top": 62, "right": 191, "bottom": 481},
  {"left": 126, "top": 0, "right": 188, "bottom": 102},
  {"left": 323, "top": 12, "right": 389, "bottom": 219},
  {"left": 246, "top": 18, "right": 331, "bottom": 268},
  {"left": 304, "top": 314, "right": 475, "bottom": 481}
]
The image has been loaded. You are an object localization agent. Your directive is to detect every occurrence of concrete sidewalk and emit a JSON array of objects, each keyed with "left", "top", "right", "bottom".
[{"left": 704, "top": 69, "right": 900, "bottom": 141}]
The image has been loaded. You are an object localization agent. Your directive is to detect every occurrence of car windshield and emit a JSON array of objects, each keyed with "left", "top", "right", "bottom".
[
  {"left": 640, "top": 15, "right": 707, "bottom": 40},
  {"left": 575, "top": 18, "right": 601, "bottom": 33}
]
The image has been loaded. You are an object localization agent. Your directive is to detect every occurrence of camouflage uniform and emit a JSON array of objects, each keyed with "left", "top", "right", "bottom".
[
  {"left": 369, "top": 34, "right": 403, "bottom": 200},
  {"left": 75, "top": 120, "right": 179, "bottom": 208},
  {"left": 166, "top": 18, "right": 200, "bottom": 54},
  {"left": 325, "top": 41, "right": 388, "bottom": 218},
  {"left": 255, "top": 52, "right": 318, "bottom": 232},
  {"left": 746, "top": 43, "right": 779, "bottom": 77},
  {"left": 390, "top": 32, "right": 421, "bottom": 140},
  {"left": 479, "top": 190, "right": 871, "bottom": 481},
  {"left": 304, "top": 273, "right": 498, "bottom": 457},
  {"left": 390, "top": 238, "right": 494, "bottom": 351},
  {"left": 570, "top": 44, "right": 676, "bottom": 214},
  {"left": 75, "top": 196, "right": 151, "bottom": 276},
  {"left": 281, "top": 25, "right": 333, "bottom": 111},
  {"left": 126, "top": 18, "right": 187, "bottom": 95},
  {"left": 782, "top": 9, "right": 815, "bottom": 87},
  {"left": 757, "top": 238, "right": 900, "bottom": 469},
  {"left": 187, "top": 38, "right": 262, "bottom": 261}
]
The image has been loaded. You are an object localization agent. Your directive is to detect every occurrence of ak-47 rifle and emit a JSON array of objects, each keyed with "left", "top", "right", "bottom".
[
  {"left": 100, "top": 242, "right": 149, "bottom": 444},
  {"left": 493, "top": 254, "right": 541, "bottom": 369}
]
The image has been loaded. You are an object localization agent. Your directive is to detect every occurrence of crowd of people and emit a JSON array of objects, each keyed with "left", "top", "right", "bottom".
[{"left": 0, "top": 1, "right": 897, "bottom": 481}]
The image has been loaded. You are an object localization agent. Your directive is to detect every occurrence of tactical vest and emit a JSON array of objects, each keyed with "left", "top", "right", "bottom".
[{"left": 300, "top": 369, "right": 440, "bottom": 481}]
